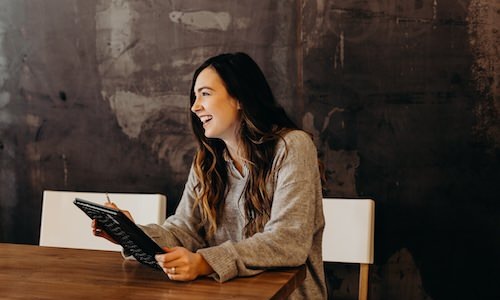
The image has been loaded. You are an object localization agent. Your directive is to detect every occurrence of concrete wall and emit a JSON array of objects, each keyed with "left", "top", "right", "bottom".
[{"left": 0, "top": 1, "right": 498, "bottom": 299}]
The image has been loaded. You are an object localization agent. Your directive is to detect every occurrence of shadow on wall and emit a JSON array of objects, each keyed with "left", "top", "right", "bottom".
[
  {"left": 325, "top": 249, "right": 432, "bottom": 300},
  {"left": 303, "top": 106, "right": 360, "bottom": 198}
]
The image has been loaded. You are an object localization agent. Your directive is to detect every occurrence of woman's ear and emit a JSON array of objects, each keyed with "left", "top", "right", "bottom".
[{"left": 237, "top": 101, "right": 242, "bottom": 110}]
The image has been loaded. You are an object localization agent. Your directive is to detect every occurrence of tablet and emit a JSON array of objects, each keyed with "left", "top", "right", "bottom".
[{"left": 73, "top": 198, "right": 165, "bottom": 270}]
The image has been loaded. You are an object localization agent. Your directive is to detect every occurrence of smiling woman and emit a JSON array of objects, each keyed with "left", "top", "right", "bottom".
[{"left": 93, "top": 52, "right": 327, "bottom": 300}]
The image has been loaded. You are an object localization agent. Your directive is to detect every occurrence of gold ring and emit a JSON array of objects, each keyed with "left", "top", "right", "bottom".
[{"left": 171, "top": 267, "right": 176, "bottom": 274}]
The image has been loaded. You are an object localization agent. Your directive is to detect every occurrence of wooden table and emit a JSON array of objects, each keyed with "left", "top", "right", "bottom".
[{"left": 0, "top": 243, "right": 306, "bottom": 299}]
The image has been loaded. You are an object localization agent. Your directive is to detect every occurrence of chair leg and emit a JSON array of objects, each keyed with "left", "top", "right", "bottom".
[{"left": 358, "top": 263, "right": 369, "bottom": 300}]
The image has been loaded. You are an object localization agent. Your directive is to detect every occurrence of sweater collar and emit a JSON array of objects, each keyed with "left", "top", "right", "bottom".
[{"left": 223, "top": 149, "right": 248, "bottom": 179}]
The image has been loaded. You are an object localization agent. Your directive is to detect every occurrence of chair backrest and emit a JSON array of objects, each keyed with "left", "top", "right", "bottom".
[
  {"left": 322, "top": 198, "right": 375, "bottom": 300},
  {"left": 39, "top": 190, "right": 167, "bottom": 251}
]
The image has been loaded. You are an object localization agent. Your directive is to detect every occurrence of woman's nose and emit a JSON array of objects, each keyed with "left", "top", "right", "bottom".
[{"left": 191, "top": 97, "right": 202, "bottom": 113}]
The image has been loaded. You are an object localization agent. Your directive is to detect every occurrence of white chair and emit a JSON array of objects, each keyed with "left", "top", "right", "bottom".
[
  {"left": 322, "top": 198, "right": 375, "bottom": 300},
  {"left": 40, "top": 190, "right": 167, "bottom": 251}
]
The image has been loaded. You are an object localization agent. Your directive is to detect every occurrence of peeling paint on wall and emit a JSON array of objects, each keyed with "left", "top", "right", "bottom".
[
  {"left": 0, "top": 3, "right": 16, "bottom": 241},
  {"left": 107, "top": 90, "right": 179, "bottom": 139},
  {"left": 468, "top": 0, "right": 500, "bottom": 150},
  {"left": 0, "top": 16, "right": 11, "bottom": 124},
  {"left": 96, "top": 0, "right": 139, "bottom": 76},
  {"left": 0, "top": 97, "right": 11, "bottom": 124},
  {"left": 304, "top": 0, "right": 437, "bottom": 52},
  {"left": 169, "top": 10, "right": 231, "bottom": 31},
  {"left": 334, "top": 31, "right": 344, "bottom": 69}
]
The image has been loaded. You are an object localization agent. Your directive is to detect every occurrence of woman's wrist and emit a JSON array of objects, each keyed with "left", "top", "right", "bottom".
[{"left": 196, "top": 253, "right": 214, "bottom": 276}]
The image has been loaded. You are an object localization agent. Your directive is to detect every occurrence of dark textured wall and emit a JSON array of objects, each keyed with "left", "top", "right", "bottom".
[{"left": 0, "top": 1, "right": 498, "bottom": 299}]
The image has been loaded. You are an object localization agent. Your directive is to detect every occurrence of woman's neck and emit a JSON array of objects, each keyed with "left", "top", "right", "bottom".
[{"left": 225, "top": 141, "right": 245, "bottom": 175}]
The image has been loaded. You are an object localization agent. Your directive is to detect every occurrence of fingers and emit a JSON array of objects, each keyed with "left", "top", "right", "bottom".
[
  {"left": 166, "top": 273, "right": 185, "bottom": 281},
  {"left": 158, "top": 261, "right": 182, "bottom": 280},
  {"left": 155, "top": 247, "right": 181, "bottom": 264},
  {"left": 104, "top": 202, "right": 118, "bottom": 209},
  {"left": 91, "top": 220, "right": 118, "bottom": 244},
  {"left": 91, "top": 219, "right": 101, "bottom": 235},
  {"left": 103, "top": 202, "right": 135, "bottom": 222},
  {"left": 155, "top": 247, "right": 200, "bottom": 281},
  {"left": 91, "top": 219, "right": 103, "bottom": 235},
  {"left": 102, "top": 202, "right": 135, "bottom": 222},
  {"left": 166, "top": 266, "right": 178, "bottom": 277},
  {"left": 156, "top": 248, "right": 181, "bottom": 275},
  {"left": 161, "top": 246, "right": 174, "bottom": 253},
  {"left": 163, "top": 266, "right": 193, "bottom": 281}
]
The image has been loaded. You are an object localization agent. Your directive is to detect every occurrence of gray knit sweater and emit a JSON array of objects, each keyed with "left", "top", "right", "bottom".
[{"left": 136, "top": 130, "right": 327, "bottom": 299}]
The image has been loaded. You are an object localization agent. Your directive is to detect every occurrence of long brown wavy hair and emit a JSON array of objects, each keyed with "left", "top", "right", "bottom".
[{"left": 189, "top": 53, "right": 299, "bottom": 238}]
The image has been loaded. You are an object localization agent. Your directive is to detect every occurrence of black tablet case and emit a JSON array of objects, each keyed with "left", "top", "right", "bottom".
[{"left": 73, "top": 198, "right": 165, "bottom": 270}]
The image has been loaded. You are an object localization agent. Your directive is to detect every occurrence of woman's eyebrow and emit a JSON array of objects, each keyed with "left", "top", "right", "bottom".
[{"left": 196, "top": 86, "right": 215, "bottom": 93}]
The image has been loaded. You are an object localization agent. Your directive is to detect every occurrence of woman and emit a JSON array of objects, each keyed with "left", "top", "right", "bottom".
[{"left": 94, "top": 52, "right": 327, "bottom": 299}]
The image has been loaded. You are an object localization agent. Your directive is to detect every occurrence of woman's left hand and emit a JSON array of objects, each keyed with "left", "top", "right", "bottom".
[{"left": 155, "top": 247, "right": 214, "bottom": 281}]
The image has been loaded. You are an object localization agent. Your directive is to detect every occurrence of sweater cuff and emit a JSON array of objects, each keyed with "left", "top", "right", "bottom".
[{"left": 197, "top": 241, "right": 238, "bottom": 282}]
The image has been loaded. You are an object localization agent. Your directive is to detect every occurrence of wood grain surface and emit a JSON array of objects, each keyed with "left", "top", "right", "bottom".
[{"left": 0, "top": 243, "right": 305, "bottom": 300}]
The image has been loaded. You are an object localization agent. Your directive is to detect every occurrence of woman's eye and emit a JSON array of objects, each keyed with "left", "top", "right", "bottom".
[{"left": 202, "top": 91, "right": 210, "bottom": 96}]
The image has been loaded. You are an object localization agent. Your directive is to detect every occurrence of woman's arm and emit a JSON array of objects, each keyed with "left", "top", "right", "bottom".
[{"left": 138, "top": 164, "right": 207, "bottom": 251}]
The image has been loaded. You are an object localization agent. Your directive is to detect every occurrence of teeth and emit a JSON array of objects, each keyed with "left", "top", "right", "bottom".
[{"left": 200, "top": 116, "right": 213, "bottom": 124}]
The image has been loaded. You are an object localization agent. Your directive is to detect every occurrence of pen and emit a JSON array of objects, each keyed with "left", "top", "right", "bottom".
[{"left": 105, "top": 192, "right": 111, "bottom": 204}]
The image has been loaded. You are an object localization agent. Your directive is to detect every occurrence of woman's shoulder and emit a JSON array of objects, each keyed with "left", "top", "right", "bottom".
[
  {"left": 279, "top": 129, "right": 315, "bottom": 147},
  {"left": 275, "top": 129, "right": 317, "bottom": 155},
  {"left": 271, "top": 129, "right": 319, "bottom": 176}
]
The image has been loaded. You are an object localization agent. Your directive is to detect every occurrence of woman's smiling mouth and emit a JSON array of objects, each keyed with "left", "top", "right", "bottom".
[{"left": 200, "top": 115, "right": 213, "bottom": 125}]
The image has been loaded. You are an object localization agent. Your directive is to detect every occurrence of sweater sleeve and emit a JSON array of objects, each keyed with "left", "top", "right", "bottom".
[
  {"left": 137, "top": 164, "right": 208, "bottom": 251},
  {"left": 197, "top": 130, "right": 323, "bottom": 282}
]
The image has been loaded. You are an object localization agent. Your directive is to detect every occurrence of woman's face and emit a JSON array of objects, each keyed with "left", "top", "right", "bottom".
[{"left": 191, "top": 67, "right": 241, "bottom": 143}]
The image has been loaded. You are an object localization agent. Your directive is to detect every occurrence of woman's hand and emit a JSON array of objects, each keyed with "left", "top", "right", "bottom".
[
  {"left": 91, "top": 218, "right": 118, "bottom": 244},
  {"left": 155, "top": 247, "right": 214, "bottom": 281},
  {"left": 105, "top": 201, "right": 134, "bottom": 222},
  {"left": 91, "top": 201, "right": 135, "bottom": 244}
]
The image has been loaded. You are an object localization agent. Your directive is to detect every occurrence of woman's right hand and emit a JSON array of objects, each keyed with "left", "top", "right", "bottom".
[
  {"left": 91, "top": 202, "right": 135, "bottom": 244},
  {"left": 91, "top": 218, "right": 118, "bottom": 244}
]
